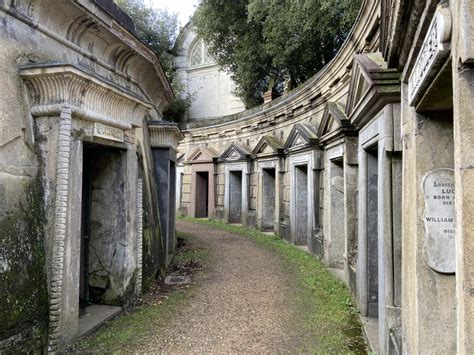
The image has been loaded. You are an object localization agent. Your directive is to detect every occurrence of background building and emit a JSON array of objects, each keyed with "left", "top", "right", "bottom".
[{"left": 174, "top": 22, "right": 246, "bottom": 121}]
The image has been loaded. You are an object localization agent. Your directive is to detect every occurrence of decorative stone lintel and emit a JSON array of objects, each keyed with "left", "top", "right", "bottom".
[
  {"left": 408, "top": 5, "right": 452, "bottom": 106},
  {"left": 19, "top": 62, "right": 154, "bottom": 127},
  {"left": 147, "top": 120, "right": 184, "bottom": 150}
]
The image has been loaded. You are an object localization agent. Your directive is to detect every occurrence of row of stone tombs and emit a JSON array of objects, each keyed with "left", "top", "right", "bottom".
[{"left": 178, "top": 108, "right": 455, "bottom": 328}]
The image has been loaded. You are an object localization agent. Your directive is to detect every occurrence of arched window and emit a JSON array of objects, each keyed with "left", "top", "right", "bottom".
[{"left": 189, "top": 38, "right": 214, "bottom": 67}]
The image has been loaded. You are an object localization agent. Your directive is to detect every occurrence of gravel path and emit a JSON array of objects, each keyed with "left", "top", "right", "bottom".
[{"left": 137, "top": 220, "right": 302, "bottom": 353}]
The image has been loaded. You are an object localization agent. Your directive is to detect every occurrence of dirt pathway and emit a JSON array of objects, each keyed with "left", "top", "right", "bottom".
[{"left": 137, "top": 220, "right": 302, "bottom": 353}]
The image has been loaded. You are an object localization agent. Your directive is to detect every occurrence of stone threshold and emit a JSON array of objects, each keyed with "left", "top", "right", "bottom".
[
  {"left": 360, "top": 316, "right": 379, "bottom": 353},
  {"left": 77, "top": 304, "right": 122, "bottom": 339}
]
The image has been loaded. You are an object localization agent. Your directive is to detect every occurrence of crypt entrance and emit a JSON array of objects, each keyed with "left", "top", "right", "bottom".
[{"left": 80, "top": 144, "right": 127, "bottom": 307}]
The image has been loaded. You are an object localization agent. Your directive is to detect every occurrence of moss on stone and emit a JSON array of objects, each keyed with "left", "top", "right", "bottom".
[{"left": 0, "top": 177, "right": 48, "bottom": 350}]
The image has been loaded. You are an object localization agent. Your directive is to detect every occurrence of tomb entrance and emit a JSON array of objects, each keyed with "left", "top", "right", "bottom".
[
  {"left": 229, "top": 170, "right": 243, "bottom": 223},
  {"left": 262, "top": 168, "right": 276, "bottom": 230},
  {"left": 295, "top": 164, "right": 309, "bottom": 245}
]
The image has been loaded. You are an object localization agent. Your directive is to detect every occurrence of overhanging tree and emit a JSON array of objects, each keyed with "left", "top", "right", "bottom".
[
  {"left": 194, "top": 0, "right": 361, "bottom": 108},
  {"left": 116, "top": 0, "right": 192, "bottom": 123}
]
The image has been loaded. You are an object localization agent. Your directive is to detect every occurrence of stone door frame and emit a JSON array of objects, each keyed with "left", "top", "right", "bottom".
[
  {"left": 223, "top": 161, "right": 249, "bottom": 224},
  {"left": 325, "top": 143, "right": 346, "bottom": 269},
  {"left": 289, "top": 151, "right": 315, "bottom": 245},
  {"left": 255, "top": 158, "right": 280, "bottom": 231},
  {"left": 34, "top": 107, "right": 141, "bottom": 350},
  {"left": 356, "top": 105, "right": 402, "bottom": 353},
  {"left": 189, "top": 162, "right": 216, "bottom": 218}
]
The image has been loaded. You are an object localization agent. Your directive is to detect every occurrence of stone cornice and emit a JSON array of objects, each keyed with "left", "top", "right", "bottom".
[
  {"left": 19, "top": 63, "right": 152, "bottom": 127},
  {"left": 318, "top": 102, "right": 357, "bottom": 146},
  {"left": 1, "top": 0, "right": 173, "bottom": 113},
  {"left": 182, "top": 0, "right": 379, "bottom": 135},
  {"left": 252, "top": 135, "right": 284, "bottom": 159},
  {"left": 218, "top": 143, "right": 252, "bottom": 163},
  {"left": 346, "top": 53, "right": 401, "bottom": 128},
  {"left": 284, "top": 124, "right": 320, "bottom": 154},
  {"left": 147, "top": 121, "right": 184, "bottom": 150}
]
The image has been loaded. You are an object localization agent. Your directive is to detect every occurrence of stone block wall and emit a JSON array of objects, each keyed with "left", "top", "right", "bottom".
[{"left": 0, "top": 0, "right": 174, "bottom": 351}]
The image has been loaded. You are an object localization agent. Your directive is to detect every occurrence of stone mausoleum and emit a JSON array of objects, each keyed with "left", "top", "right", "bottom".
[
  {"left": 0, "top": 0, "right": 182, "bottom": 352},
  {"left": 1, "top": 0, "right": 473, "bottom": 354},
  {"left": 177, "top": 0, "right": 474, "bottom": 353}
]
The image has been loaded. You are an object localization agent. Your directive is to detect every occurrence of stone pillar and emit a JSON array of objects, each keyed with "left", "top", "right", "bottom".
[
  {"left": 452, "top": 2, "right": 474, "bottom": 353},
  {"left": 148, "top": 121, "right": 184, "bottom": 263},
  {"left": 343, "top": 137, "right": 358, "bottom": 292},
  {"left": 401, "top": 90, "right": 456, "bottom": 353}
]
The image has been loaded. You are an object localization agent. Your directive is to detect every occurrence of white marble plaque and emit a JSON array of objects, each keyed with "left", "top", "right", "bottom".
[
  {"left": 94, "top": 123, "right": 124, "bottom": 142},
  {"left": 421, "top": 168, "right": 455, "bottom": 274}
]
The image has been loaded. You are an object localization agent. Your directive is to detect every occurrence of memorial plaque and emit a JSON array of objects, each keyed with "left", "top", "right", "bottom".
[
  {"left": 94, "top": 123, "right": 124, "bottom": 142},
  {"left": 421, "top": 168, "right": 455, "bottom": 274}
]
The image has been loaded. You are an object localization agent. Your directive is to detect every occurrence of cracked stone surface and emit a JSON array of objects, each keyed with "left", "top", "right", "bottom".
[{"left": 136, "top": 219, "right": 302, "bottom": 353}]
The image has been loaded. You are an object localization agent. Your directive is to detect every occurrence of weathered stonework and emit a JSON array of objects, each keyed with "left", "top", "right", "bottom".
[
  {"left": 176, "top": 0, "right": 474, "bottom": 354},
  {"left": 0, "top": 0, "right": 176, "bottom": 351}
]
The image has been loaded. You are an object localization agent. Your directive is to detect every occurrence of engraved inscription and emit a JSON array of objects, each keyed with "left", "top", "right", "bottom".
[
  {"left": 94, "top": 123, "right": 124, "bottom": 142},
  {"left": 421, "top": 168, "right": 455, "bottom": 274}
]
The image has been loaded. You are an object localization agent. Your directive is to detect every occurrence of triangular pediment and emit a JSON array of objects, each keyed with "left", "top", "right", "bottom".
[
  {"left": 284, "top": 123, "right": 319, "bottom": 152},
  {"left": 218, "top": 142, "right": 251, "bottom": 162},
  {"left": 252, "top": 135, "right": 283, "bottom": 157},
  {"left": 187, "top": 146, "right": 218, "bottom": 164},
  {"left": 345, "top": 56, "right": 374, "bottom": 118},
  {"left": 318, "top": 102, "right": 356, "bottom": 144},
  {"left": 345, "top": 53, "right": 400, "bottom": 126}
]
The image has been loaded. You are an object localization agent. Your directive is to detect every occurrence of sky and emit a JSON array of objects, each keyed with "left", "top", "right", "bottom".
[{"left": 147, "top": 0, "right": 199, "bottom": 27}]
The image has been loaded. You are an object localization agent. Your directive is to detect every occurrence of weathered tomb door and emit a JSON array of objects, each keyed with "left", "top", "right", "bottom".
[
  {"left": 366, "top": 147, "right": 379, "bottom": 317},
  {"left": 80, "top": 144, "right": 126, "bottom": 306},
  {"left": 229, "top": 170, "right": 243, "bottom": 223},
  {"left": 195, "top": 171, "right": 209, "bottom": 218},
  {"left": 295, "top": 165, "right": 308, "bottom": 245},
  {"left": 262, "top": 168, "right": 276, "bottom": 230},
  {"left": 329, "top": 159, "right": 345, "bottom": 268}
]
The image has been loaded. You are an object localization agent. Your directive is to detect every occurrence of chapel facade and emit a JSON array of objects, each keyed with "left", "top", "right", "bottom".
[{"left": 173, "top": 22, "right": 246, "bottom": 121}]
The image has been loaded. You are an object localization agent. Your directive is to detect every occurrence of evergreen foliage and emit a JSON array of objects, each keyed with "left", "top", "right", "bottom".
[
  {"left": 194, "top": 0, "right": 362, "bottom": 108},
  {"left": 116, "top": 0, "right": 192, "bottom": 123}
]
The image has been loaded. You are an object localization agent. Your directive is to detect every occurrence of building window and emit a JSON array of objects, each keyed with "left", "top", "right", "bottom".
[{"left": 189, "top": 38, "right": 214, "bottom": 67}]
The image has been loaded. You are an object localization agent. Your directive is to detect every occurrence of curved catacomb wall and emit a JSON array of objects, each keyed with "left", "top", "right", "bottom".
[{"left": 177, "top": 0, "right": 474, "bottom": 353}]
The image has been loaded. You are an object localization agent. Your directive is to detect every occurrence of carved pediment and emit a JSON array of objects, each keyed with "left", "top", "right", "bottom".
[
  {"left": 318, "top": 102, "right": 356, "bottom": 145},
  {"left": 345, "top": 53, "right": 400, "bottom": 127},
  {"left": 284, "top": 123, "right": 319, "bottom": 152},
  {"left": 218, "top": 143, "right": 251, "bottom": 162},
  {"left": 252, "top": 136, "right": 284, "bottom": 157},
  {"left": 187, "top": 147, "right": 218, "bottom": 164}
]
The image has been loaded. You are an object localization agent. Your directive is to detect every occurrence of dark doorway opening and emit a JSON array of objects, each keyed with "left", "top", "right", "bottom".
[
  {"left": 195, "top": 171, "right": 209, "bottom": 218},
  {"left": 229, "top": 170, "right": 243, "bottom": 223},
  {"left": 262, "top": 168, "right": 276, "bottom": 230},
  {"left": 80, "top": 144, "right": 126, "bottom": 308},
  {"left": 295, "top": 165, "right": 308, "bottom": 245}
]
